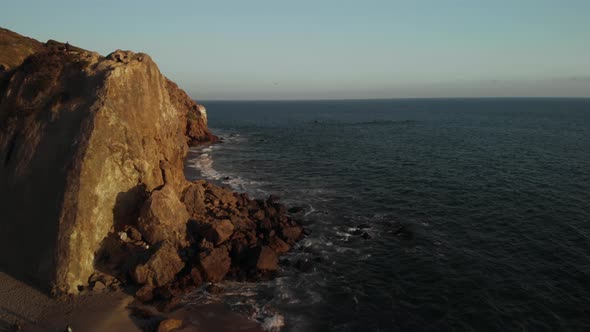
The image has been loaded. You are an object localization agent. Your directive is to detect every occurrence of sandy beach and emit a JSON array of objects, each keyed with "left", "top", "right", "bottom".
[{"left": 0, "top": 272, "right": 262, "bottom": 332}]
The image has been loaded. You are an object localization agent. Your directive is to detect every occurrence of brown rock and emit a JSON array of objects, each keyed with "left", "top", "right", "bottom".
[
  {"left": 281, "top": 225, "right": 304, "bottom": 244},
  {"left": 255, "top": 246, "right": 279, "bottom": 271},
  {"left": 198, "top": 247, "right": 231, "bottom": 282},
  {"left": 137, "top": 185, "right": 190, "bottom": 248},
  {"left": 181, "top": 180, "right": 208, "bottom": 218},
  {"left": 269, "top": 237, "right": 291, "bottom": 255},
  {"left": 132, "top": 242, "right": 184, "bottom": 287},
  {"left": 136, "top": 285, "right": 154, "bottom": 302},
  {"left": 0, "top": 28, "right": 216, "bottom": 295},
  {"left": 157, "top": 318, "right": 183, "bottom": 332},
  {"left": 197, "top": 219, "right": 234, "bottom": 245},
  {"left": 190, "top": 267, "right": 203, "bottom": 286},
  {"left": 127, "top": 226, "right": 143, "bottom": 241}
]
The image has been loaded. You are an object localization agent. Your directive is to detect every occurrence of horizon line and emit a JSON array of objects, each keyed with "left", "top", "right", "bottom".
[{"left": 195, "top": 96, "right": 590, "bottom": 103}]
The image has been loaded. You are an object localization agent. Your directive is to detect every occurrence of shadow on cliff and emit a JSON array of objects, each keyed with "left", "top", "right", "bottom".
[{"left": 94, "top": 184, "right": 150, "bottom": 286}]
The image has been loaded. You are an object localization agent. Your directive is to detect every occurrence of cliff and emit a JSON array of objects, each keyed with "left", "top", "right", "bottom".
[
  {"left": 0, "top": 30, "right": 215, "bottom": 293},
  {"left": 0, "top": 28, "right": 301, "bottom": 300},
  {"left": 0, "top": 27, "right": 43, "bottom": 71}
]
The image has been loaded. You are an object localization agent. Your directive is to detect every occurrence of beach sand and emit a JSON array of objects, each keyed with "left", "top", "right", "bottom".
[{"left": 0, "top": 272, "right": 263, "bottom": 332}]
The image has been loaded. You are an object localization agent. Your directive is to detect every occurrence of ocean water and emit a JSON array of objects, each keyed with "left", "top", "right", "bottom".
[{"left": 184, "top": 98, "right": 590, "bottom": 332}]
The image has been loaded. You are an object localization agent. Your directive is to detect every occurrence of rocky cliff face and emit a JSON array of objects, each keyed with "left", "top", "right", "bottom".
[
  {"left": 0, "top": 31, "right": 216, "bottom": 293},
  {"left": 0, "top": 27, "right": 43, "bottom": 71},
  {"left": 0, "top": 28, "right": 300, "bottom": 299}
]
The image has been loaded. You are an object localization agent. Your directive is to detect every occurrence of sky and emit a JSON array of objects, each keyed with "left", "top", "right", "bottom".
[{"left": 2, "top": 0, "right": 589, "bottom": 100}]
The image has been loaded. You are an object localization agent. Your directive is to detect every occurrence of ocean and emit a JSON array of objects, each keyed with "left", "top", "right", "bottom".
[{"left": 183, "top": 98, "right": 590, "bottom": 332}]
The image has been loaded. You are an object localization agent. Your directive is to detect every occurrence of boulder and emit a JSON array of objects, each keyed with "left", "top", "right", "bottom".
[
  {"left": 254, "top": 246, "right": 279, "bottom": 271},
  {"left": 281, "top": 225, "right": 304, "bottom": 244},
  {"left": 137, "top": 185, "right": 190, "bottom": 248},
  {"left": 181, "top": 180, "right": 208, "bottom": 218},
  {"left": 196, "top": 219, "right": 234, "bottom": 245},
  {"left": 157, "top": 318, "right": 183, "bottom": 332},
  {"left": 136, "top": 285, "right": 154, "bottom": 302},
  {"left": 198, "top": 247, "right": 231, "bottom": 282},
  {"left": 132, "top": 242, "right": 184, "bottom": 287},
  {"left": 288, "top": 206, "right": 304, "bottom": 214},
  {"left": 269, "top": 237, "right": 291, "bottom": 255}
]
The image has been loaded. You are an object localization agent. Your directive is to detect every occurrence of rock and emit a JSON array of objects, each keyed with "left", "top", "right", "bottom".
[
  {"left": 287, "top": 206, "right": 304, "bottom": 214},
  {"left": 127, "top": 227, "right": 143, "bottom": 241},
  {"left": 106, "top": 49, "right": 133, "bottom": 63},
  {"left": 181, "top": 180, "right": 208, "bottom": 219},
  {"left": 351, "top": 229, "right": 364, "bottom": 236},
  {"left": 267, "top": 195, "right": 280, "bottom": 204},
  {"left": 137, "top": 185, "right": 190, "bottom": 248},
  {"left": 0, "top": 30, "right": 215, "bottom": 294},
  {"left": 196, "top": 219, "right": 234, "bottom": 245},
  {"left": 198, "top": 247, "right": 231, "bottom": 282},
  {"left": 157, "top": 318, "right": 183, "bottom": 332},
  {"left": 136, "top": 285, "right": 154, "bottom": 302},
  {"left": 190, "top": 268, "right": 203, "bottom": 286},
  {"left": 281, "top": 225, "right": 304, "bottom": 244},
  {"left": 361, "top": 232, "right": 372, "bottom": 240},
  {"left": 132, "top": 242, "right": 184, "bottom": 287},
  {"left": 92, "top": 280, "right": 106, "bottom": 291},
  {"left": 206, "top": 283, "right": 224, "bottom": 294},
  {"left": 294, "top": 259, "right": 313, "bottom": 272},
  {"left": 254, "top": 246, "right": 279, "bottom": 271},
  {"left": 269, "top": 237, "right": 291, "bottom": 255}
]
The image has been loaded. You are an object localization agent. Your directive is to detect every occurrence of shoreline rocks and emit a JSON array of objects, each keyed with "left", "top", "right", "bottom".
[{"left": 0, "top": 26, "right": 303, "bottom": 304}]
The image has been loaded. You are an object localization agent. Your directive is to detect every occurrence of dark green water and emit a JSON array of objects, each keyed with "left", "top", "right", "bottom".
[{"left": 185, "top": 98, "right": 590, "bottom": 332}]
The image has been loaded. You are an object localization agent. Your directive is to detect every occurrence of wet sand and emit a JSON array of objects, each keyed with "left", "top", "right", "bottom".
[{"left": 0, "top": 272, "right": 262, "bottom": 332}]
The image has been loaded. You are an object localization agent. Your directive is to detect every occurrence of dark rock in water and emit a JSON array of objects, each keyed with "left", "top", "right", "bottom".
[
  {"left": 303, "top": 228, "right": 312, "bottom": 236},
  {"left": 294, "top": 258, "right": 314, "bottom": 272},
  {"left": 223, "top": 176, "right": 231, "bottom": 181},
  {"left": 268, "top": 194, "right": 281, "bottom": 203},
  {"left": 281, "top": 225, "right": 304, "bottom": 244},
  {"left": 389, "top": 222, "right": 414, "bottom": 239},
  {"left": 356, "top": 223, "right": 371, "bottom": 229},
  {"left": 312, "top": 255, "right": 325, "bottom": 263},
  {"left": 351, "top": 229, "right": 364, "bottom": 236},
  {"left": 206, "top": 283, "right": 225, "bottom": 294},
  {"left": 361, "top": 232, "right": 372, "bottom": 240},
  {"left": 288, "top": 206, "right": 304, "bottom": 214}
]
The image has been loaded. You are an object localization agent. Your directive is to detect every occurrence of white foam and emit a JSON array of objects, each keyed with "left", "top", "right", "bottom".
[
  {"left": 261, "top": 314, "right": 285, "bottom": 332},
  {"left": 193, "top": 152, "right": 221, "bottom": 180}
]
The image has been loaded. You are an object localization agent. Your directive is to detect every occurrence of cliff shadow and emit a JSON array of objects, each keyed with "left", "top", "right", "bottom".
[{"left": 93, "top": 184, "right": 150, "bottom": 285}]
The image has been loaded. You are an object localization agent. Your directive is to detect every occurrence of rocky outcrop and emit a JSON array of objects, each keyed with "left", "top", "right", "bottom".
[
  {"left": 0, "top": 28, "right": 302, "bottom": 299},
  {"left": 0, "top": 27, "right": 43, "bottom": 71},
  {"left": 166, "top": 79, "right": 217, "bottom": 145},
  {"left": 0, "top": 31, "right": 216, "bottom": 293}
]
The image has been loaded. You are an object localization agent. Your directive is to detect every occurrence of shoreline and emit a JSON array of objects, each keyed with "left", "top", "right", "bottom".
[{"left": 0, "top": 272, "right": 263, "bottom": 332}]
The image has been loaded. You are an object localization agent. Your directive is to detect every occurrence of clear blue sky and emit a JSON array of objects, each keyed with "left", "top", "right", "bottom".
[{"left": 2, "top": 0, "right": 589, "bottom": 100}]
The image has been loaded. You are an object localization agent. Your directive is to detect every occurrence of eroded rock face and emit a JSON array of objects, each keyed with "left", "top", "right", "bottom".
[{"left": 0, "top": 35, "right": 215, "bottom": 293}]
